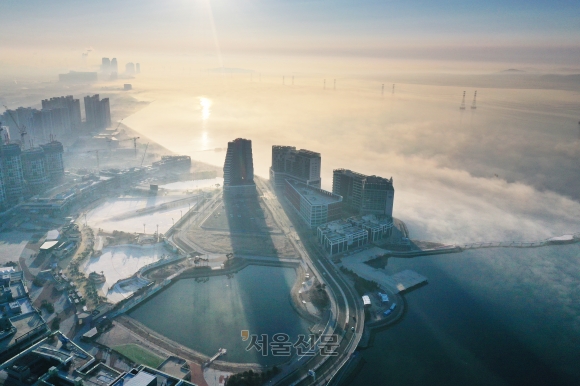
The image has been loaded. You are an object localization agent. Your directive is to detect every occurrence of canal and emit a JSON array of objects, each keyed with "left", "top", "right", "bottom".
[{"left": 128, "top": 265, "right": 311, "bottom": 366}]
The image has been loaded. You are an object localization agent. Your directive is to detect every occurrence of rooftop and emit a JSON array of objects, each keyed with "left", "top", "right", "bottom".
[{"left": 286, "top": 180, "right": 341, "bottom": 206}]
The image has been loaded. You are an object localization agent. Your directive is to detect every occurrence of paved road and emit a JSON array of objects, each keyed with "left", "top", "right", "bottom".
[
  {"left": 255, "top": 180, "right": 364, "bottom": 386},
  {"left": 169, "top": 180, "right": 364, "bottom": 385}
]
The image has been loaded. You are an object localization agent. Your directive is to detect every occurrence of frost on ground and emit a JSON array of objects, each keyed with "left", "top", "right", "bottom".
[
  {"left": 108, "top": 276, "right": 152, "bottom": 304},
  {"left": 83, "top": 243, "right": 170, "bottom": 297},
  {"left": 86, "top": 195, "right": 196, "bottom": 234},
  {"left": 160, "top": 178, "right": 223, "bottom": 191}
]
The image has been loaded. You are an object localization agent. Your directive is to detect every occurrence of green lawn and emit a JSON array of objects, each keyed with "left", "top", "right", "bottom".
[{"left": 113, "top": 344, "right": 165, "bottom": 368}]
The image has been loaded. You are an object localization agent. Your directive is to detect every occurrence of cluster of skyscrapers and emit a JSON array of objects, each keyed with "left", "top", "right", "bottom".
[
  {"left": 269, "top": 143, "right": 394, "bottom": 225},
  {"left": 1, "top": 94, "right": 111, "bottom": 143},
  {"left": 101, "top": 57, "right": 140, "bottom": 77},
  {"left": 0, "top": 141, "right": 64, "bottom": 209},
  {"left": 0, "top": 92, "right": 113, "bottom": 210},
  {"left": 221, "top": 137, "right": 395, "bottom": 229}
]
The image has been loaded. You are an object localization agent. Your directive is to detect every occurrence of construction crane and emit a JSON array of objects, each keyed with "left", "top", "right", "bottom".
[
  {"left": 2, "top": 105, "right": 28, "bottom": 148},
  {"left": 140, "top": 143, "right": 149, "bottom": 167},
  {"left": 87, "top": 149, "right": 106, "bottom": 172},
  {"left": 114, "top": 119, "right": 124, "bottom": 132},
  {"left": 108, "top": 136, "right": 140, "bottom": 157}
]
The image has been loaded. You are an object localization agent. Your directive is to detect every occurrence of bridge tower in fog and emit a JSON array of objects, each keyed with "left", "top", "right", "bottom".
[
  {"left": 324, "top": 79, "right": 326, "bottom": 90},
  {"left": 382, "top": 84, "right": 384, "bottom": 97},
  {"left": 471, "top": 91, "right": 477, "bottom": 109},
  {"left": 460, "top": 91, "right": 466, "bottom": 110},
  {"left": 392, "top": 84, "right": 395, "bottom": 95}
]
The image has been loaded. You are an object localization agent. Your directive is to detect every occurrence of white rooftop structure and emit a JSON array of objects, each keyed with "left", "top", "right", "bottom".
[
  {"left": 317, "top": 215, "right": 394, "bottom": 256},
  {"left": 124, "top": 371, "right": 156, "bottom": 386},
  {"left": 46, "top": 229, "right": 60, "bottom": 241},
  {"left": 362, "top": 295, "right": 371, "bottom": 306}
]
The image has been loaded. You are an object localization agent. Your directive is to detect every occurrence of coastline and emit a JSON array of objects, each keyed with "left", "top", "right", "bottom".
[{"left": 116, "top": 257, "right": 324, "bottom": 371}]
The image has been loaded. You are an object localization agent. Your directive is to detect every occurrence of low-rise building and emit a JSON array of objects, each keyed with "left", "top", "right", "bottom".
[
  {"left": 317, "top": 220, "right": 368, "bottom": 256},
  {"left": 284, "top": 179, "right": 342, "bottom": 228},
  {"left": 0, "top": 269, "right": 50, "bottom": 363},
  {"left": 0, "top": 331, "right": 198, "bottom": 386},
  {"left": 317, "top": 215, "right": 394, "bottom": 256}
]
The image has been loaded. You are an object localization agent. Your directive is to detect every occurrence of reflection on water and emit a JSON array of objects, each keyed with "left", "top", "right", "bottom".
[
  {"left": 352, "top": 245, "right": 580, "bottom": 385},
  {"left": 200, "top": 96, "right": 212, "bottom": 121},
  {"left": 128, "top": 265, "right": 310, "bottom": 366}
]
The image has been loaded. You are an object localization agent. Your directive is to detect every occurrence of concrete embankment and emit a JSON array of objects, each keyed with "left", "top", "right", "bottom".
[{"left": 385, "top": 245, "right": 462, "bottom": 257}]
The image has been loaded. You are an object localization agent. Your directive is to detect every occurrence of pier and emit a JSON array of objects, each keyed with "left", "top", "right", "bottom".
[
  {"left": 204, "top": 348, "right": 227, "bottom": 367},
  {"left": 341, "top": 247, "right": 428, "bottom": 294},
  {"left": 384, "top": 269, "right": 428, "bottom": 293}
]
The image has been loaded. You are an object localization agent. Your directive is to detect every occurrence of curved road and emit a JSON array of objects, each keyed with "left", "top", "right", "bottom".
[
  {"left": 170, "top": 180, "right": 364, "bottom": 385},
  {"left": 256, "top": 180, "right": 364, "bottom": 386}
]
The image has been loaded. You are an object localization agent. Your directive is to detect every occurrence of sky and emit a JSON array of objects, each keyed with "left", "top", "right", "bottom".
[{"left": 1, "top": 0, "right": 579, "bottom": 71}]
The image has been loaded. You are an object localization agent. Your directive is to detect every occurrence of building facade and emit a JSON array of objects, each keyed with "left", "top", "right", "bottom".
[
  {"left": 126, "top": 62, "right": 136, "bottom": 75},
  {"left": 40, "top": 141, "right": 65, "bottom": 181},
  {"left": 21, "top": 147, "right": 49, "bottom": 195},
  {"left": 111, "top": 58, "right": 118, "bottom": 74},
  {"left": 0, "top": 144, "right": 25, "bottom": 203},
  {"left": 84, "top": 94, "right": 112, "bottom": 131},
  {"left": 317, "top": 215, "right": 394, "bottom": 256},
  {"left": 41, "top": 95, "right": 82, "bottom": 136},
  {"left": 270, "top": 145, "right": 321, "bottom": 188},
  {"left": 223, "top": 138, "right": 255, "bottom": 197},
  {"left": 284, "top": 179, "right": 342, "bottom": 228},
  {"left": 0, "top": 164, "right": 6, "bottom": 209},
  {"left": 332, "top": 169, "right": 395, "bottom": 217}
]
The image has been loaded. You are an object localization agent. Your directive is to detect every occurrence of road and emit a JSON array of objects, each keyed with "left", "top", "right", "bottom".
[
  {"left": 169, "top": 180, "right": 364, "bottom": 385},
  {"left": 255, "top": 179, "right": 364, "bottom": 386}
]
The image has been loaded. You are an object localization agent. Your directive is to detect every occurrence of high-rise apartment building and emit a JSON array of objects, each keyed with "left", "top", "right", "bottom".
[
  {"left": 270, "top": 145, "right": 321, "bottom": 188},
  {"left": 21, "top": 147, "right": 49, "bottom": 195},
  {"left": 111, "top": 58, "right": 118, "bottom": 74},
  {"left": 223, "top": 138, "right": 255, "bottom": 196},
  {"left": 136, "top": 63, "right": 141, "bottom": 74},
  {"left": 125, "top": 63, "right": 135, "bottom": 75},
  {"left": 101, "top": 57, "right": 111, "bottom": 72},
  {"left": 40, "top": 141, "right": 65, "bottom": 181},
  {"left": 0, "top": 164, "right": 6, "bottom": 209},
  {"left": 41, "top": 95, "right": 82, "bottom": 135},
  {"left": 0, "top": 144, "right": 25, "bottom": 203},
  {"left": 84, "top": 94, "right": 111, "bottom": 131},
  {"left": 332, "top": 169, "right": 395, "bottom": 216},
  {"left": 4, "top": 96, "right": 82, "bottom": 142}
]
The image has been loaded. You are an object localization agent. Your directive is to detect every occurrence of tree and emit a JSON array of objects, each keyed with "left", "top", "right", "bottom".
[{"left": 51, "top": 317, "right": 61, "bottom": 331}]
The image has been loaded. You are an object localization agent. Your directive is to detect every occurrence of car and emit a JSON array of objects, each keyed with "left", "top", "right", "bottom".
[{"left": 351, "top": 326, "right": 355, "bottom": 332}]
